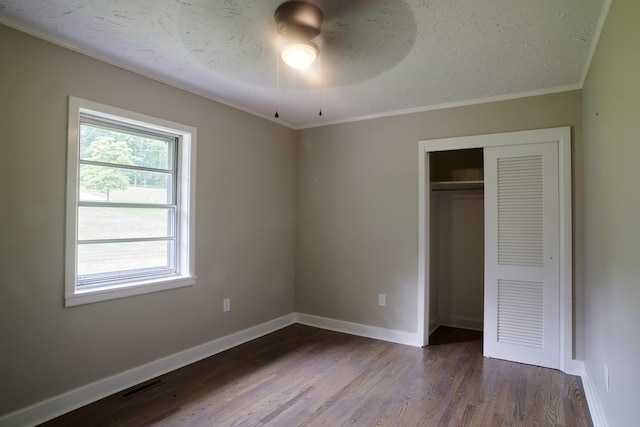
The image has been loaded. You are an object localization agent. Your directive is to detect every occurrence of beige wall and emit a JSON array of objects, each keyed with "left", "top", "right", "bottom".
[
  {"left": 582, "top": 0, "right": 640, "bottom": 425},
  {"left": 296, "top": 91, "right": 584, "bottom": 337},
  {"left": 0, "top": 25, "right": 297, "bottom": 415}
]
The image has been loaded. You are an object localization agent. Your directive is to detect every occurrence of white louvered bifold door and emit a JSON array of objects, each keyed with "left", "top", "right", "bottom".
[{"left": 483, "top": 142, "right": 560, "bottom": 369}]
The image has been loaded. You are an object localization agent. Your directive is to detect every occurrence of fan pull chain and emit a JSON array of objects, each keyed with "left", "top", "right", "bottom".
[
  {"left": 318, "top": 53, "right": 323, "bottom": 116},
  {"left": 275, "top": 56, "right": 280, "bottom": 118}
]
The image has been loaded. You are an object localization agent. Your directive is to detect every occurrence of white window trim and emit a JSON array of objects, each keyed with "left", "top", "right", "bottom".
[{"left": 65, "top": 97, "right": 197, "bottom": 307}]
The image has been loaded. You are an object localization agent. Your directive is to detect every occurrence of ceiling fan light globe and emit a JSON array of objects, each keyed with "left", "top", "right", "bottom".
[{"left": 281, "top": 42, "right": 318, "bottom": 69}]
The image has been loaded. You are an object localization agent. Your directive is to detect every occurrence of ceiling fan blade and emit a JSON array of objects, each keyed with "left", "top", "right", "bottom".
[{"left": 314, "top": 0, "right": 417, "bottom": 86}]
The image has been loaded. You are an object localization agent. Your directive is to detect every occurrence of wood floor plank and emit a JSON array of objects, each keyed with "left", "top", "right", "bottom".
[{"left": 39, "top": 325, "right": 593, "bottom": 427}]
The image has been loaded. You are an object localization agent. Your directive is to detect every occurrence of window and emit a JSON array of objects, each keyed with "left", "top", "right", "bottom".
[{"left": 66, "top": 97, "right": 196, "bottom": 306}]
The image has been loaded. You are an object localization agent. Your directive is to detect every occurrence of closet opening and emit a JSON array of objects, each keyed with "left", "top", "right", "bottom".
[
  {"left": 419, "top": 127, "right": 572, "bottom": 371},
  {"left": 429, "top": 148, "right": 485, "bottom": 337}
]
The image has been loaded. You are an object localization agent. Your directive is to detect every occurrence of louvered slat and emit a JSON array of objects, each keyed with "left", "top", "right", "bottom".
[
  {"left": 497, "top": 280, "right": 544, "bottom": 348},
  {"left": 497, "top": 155, "right": 544, "bottom": 267}
]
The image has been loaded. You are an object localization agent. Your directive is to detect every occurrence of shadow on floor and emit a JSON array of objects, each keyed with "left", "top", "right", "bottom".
[{"left": 428, "top": 325, "right": 482, "bottom": 346}]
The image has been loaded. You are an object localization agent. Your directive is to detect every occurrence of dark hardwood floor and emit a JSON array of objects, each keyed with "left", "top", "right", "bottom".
[{"left": 40, "top": 324, "right": 593, "bottom": 426}]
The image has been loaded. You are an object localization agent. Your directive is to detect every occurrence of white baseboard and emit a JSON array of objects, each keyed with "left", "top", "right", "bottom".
[
  {"left": 0, "top": 313, "right": 296, "bottom": 427},
  {"left": 575, "top": 360, "right": 609, "bottom": 427},
  {"left": 438, "top": 314, "right": 483, "bottom": 331},
  {"left": 295, "top": 312, "right": 422, "bottom": 347}
]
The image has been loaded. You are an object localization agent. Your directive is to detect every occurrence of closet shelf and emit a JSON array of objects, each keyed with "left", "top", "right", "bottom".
[{"left": 431, "top": 180, "right": 484, "bottom": 191}]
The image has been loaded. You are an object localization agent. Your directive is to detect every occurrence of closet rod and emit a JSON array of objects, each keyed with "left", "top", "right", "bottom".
[
  {"left": 430, "top": 181, "right": 484, "bottom": 192},
  {"left": 431, "top": 187, "right": 484, "bottom": 192}
]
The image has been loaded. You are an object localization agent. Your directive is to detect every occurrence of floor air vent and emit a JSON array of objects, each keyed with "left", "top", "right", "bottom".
[{"left": 121, "top": 379, "right": 165, "bottom": 398}]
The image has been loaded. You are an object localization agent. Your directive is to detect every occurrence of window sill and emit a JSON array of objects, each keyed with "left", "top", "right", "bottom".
[{"left": 65, "top": 275, "right": 196, "bottom": 307}]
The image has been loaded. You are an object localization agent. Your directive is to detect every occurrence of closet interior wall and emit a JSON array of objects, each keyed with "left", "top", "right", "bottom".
[{"left": 430, "top": 149, "right": 485, "bottom": 332}]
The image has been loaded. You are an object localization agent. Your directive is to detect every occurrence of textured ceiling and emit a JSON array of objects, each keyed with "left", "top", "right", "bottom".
[{"left": 0, "top": 0, "right": 606, "bottom": 128}]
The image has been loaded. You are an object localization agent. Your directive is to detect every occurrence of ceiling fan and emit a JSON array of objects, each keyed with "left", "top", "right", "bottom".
[
  {"left": 272, "top": 0, "right": 416, "bottom": 81},
  {"left": 271, "top": 0, "right": 415, "bottom": 118},
  {"left": 274, "top": 1, "right": 324, "bottom": 69}
]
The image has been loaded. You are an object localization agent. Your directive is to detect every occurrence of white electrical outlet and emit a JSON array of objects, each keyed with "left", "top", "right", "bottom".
[
  {"left": 223, "top": 298, "right": 230, "bottom": 312},
  {"left": 604, "top": 364, "right": 609, "bottom": 392},
  {"left": 378, "top": 294, "right": 386, "bottom": 306}
]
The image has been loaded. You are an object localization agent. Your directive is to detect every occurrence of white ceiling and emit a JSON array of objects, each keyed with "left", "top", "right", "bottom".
[{"left": 0, "top": 0, "right": 607, "bottom": 129}]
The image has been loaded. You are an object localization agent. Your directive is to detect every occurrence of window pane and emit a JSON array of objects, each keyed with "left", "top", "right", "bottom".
[
  {"left": 80, "top": 122, "right": 173, "bottom": 170},
  {"left": 78, "top": 207, "right": 174, "bottom": 240},
  {"left": 79, "top": 164, "right": 172, "bottom": 204},
  {"left": 78, "top": 241, "right": 174, "bottom": 277}
]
